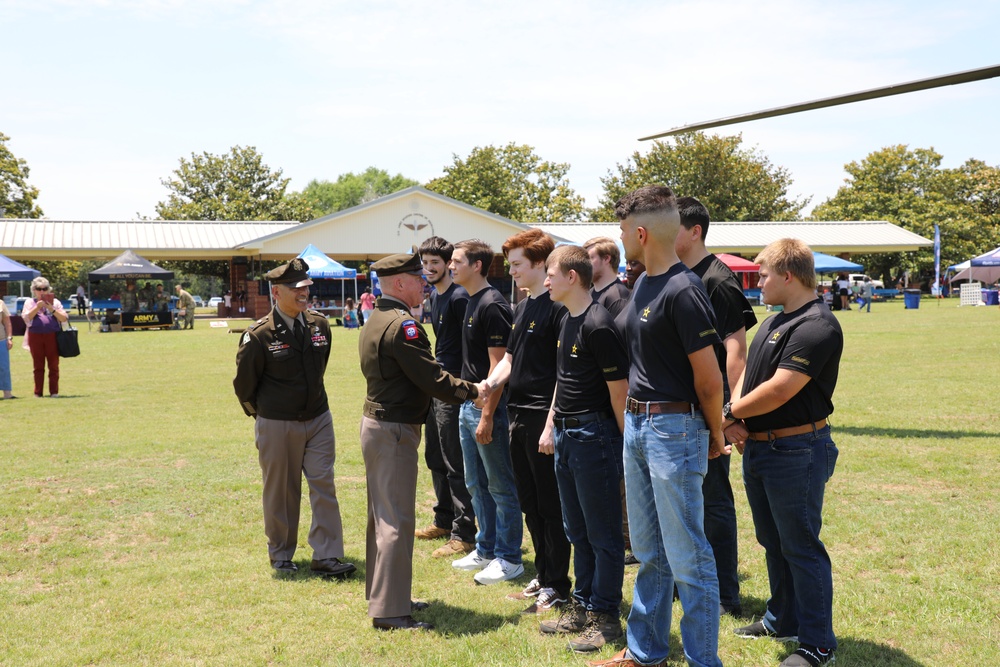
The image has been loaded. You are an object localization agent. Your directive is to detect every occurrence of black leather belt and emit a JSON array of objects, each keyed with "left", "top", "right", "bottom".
[
  {"left": 552, "top": 411, "right": 613, "bottom": 429},
  {"left": 625, "top": 396, "right": 694, "bottom": 415}
]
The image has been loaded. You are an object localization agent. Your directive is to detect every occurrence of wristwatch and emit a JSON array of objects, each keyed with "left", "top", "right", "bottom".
[{"left": 722, "top": 402, "right": 736, "bottom": 421}]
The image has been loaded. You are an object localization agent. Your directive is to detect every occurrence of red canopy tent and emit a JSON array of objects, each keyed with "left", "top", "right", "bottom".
[{"left": 717, "top": 253, "right": 760, "bottom": 289}]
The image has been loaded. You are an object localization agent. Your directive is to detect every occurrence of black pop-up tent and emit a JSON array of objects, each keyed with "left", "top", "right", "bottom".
[{"left": 88, "top": 250, "right": 174, "bottom": 281}]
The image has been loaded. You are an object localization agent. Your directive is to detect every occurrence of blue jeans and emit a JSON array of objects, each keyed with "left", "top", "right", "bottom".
[
  {"left": 554, "top": 417, "right": 624, "bottom": 615},
  {"left": 0, "top": 340, "right": 10, "bottom": 392},
  {"left": 458, "top": 399, "right": 522, "bottom": 564},
  {"left": 623, "top": 411, "right": 722, "bottom": 667},
  {"left": 743, "top": 426, "right": 838, "bottom": 649}
]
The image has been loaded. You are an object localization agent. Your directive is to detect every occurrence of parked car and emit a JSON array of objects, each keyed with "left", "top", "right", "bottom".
[
  {"left": 192, "top": 295, "right": 205, "bottom": 308},
  {"left": 68, "top": 294, "right": 91, "bottom": 309},
  {"left": 848, "top": 273, "right": 884, "bottom": 289},
  {"left": 207, "top": 297, "right": 223, "bottom": 309}
]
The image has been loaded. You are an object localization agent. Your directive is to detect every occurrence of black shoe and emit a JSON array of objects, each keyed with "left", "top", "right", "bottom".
[
  {"left": 721, "top": 603, "right": 744, "bottom": 618},
  {"left": 624, "top": 551, "right": 639, "bottom": 566},
  {"left": 270, "top": 559, "right": 298, "bottom": 573},
  {"left": 311, "top": 557, "right": 357, "bottom": 579},
  {"left": 373, "top": 615, "right": 433, "bottom": 631},
  {"left": 411, "top": 600, "right": 430, "bottom": 612}
]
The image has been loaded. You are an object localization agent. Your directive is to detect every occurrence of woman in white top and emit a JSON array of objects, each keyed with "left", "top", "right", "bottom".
[{"left": 21, "top": 276, "right": 69, "bottom": 397}]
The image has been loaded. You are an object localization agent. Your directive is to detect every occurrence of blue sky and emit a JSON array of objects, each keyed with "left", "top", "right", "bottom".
[{"left": 2, "top": 0, "right": 998, "bottom": 221}]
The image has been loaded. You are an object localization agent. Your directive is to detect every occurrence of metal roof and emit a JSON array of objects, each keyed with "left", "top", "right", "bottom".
[
  {"left": 0, "top": 219, "right": 299, "bottom": 260},
  {"left": 532, "top": 220, "right": 932, "bottom": 254}
]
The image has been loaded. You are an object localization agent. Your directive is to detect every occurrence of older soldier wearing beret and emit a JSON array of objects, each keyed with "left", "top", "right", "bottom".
[
  {"left": 233, "top": 258, "right": 355, "bottom": 579},
  {"left": 359, "top": 253, "right": 492, "bottom": 631}
]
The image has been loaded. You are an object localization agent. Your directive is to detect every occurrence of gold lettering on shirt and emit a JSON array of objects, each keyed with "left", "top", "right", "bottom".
[
  {"left": 699, "top": 328, "right": 717, "bottom": 338},
  {"left": 791, "top": 356, "right": 810, "bottom": 366}
]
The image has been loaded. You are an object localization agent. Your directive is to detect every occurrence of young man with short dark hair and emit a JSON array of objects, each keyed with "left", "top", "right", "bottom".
[
  {"left": 675, "top": 195, "right": 759, "bottom": 617},
  {"left": 448, "top": 239, "right": 523, "bottom": 586},
  {"left": 592, "top": 185, "right": 726, "bottom": 667},
  {"left": 725, "top": 238, "right": 843, "bottom": 667},
  {"left": 416, "top": 236, "right": 477, "bottom": 558},
  {"left": 540, "top": 244, "right": 629, "bottom": 654}
]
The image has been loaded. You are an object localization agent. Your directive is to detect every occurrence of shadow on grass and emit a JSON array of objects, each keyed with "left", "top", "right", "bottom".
[
  {"left": 837, "top": 425, "right": 995, "bottom": 439},
  {"left": 421, "top": 599, "right": 520, "bottom": 635}
]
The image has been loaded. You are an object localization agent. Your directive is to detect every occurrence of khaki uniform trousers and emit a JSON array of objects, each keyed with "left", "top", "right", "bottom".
[
  {"left": 255, "top": 411, "right": 345, "bottom": 561},
  {"left": 361, "top": 416, "right": 420, "bottom": 618}
]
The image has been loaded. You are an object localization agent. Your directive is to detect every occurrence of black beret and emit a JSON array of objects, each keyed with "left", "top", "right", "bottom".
[
  {"left": 266, "top": 258, "right": 313, "bottom": 287},
  {"left": 372, "top": 253, "right": 424, "bottom": 277}
]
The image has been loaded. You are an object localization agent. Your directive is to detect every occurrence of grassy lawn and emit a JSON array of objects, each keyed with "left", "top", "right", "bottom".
[{"left": 1, "top": 298, "right": 997, "bottom": 666}]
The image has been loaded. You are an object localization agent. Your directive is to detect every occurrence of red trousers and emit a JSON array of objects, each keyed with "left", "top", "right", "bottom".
[{"left": 28, "top": 331, "right": 59, "bottom": 397}]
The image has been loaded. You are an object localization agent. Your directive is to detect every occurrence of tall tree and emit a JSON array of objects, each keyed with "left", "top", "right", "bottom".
[
  {"left": 155, "top": 145, "right": 310, "bottom": 222},
  {"left": 810, "top": 145, "right": 1000, "bottom": 283},
  {"left": 291, "top": 167, "right": 418, "bottom": 217},
  {"left": 155, "top": 146, "right": 311, "bottom": 280},
  {"left": 1, "top": 131, "right": 43, "bottom": 218},
  {"left": 426, "top": 143, "right": 585, "bottom": 222},
  {"left": 593, "top": 132, "right": 807, "bottom": 222}
]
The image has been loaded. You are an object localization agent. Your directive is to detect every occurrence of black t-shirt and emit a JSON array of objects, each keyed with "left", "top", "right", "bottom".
[
  {"left": 460, "top": 286, "right": 513, "bottom": 382},
  {"left": 741, "top": 298, "right": 843, "bottom": 431},
  {"left": 690, "top": 254, "right": 758, "bottom": 340},
  {"left": 620, "top": 263, "right": 722, "bottom": 404},
  {"left": 430, "top": 282, "right": 469, "bottom": 375},
  {"left": 554, "top": 302, "right": 629, "bottom": 415},
  {"left": 507, "top": 292, "right": 566, "bottom": 411},
  {"left": 591, "top": 279, "right": 631, "bottom": 318}
]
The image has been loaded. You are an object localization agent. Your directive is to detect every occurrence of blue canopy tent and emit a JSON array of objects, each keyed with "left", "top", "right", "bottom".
[
  {"left": 296, "top": 244, "right": 358, "bottom": 303},
  {"left": 0, "top": 254, "right": 41, "bottom": 281},
  {"left": 812, "top": 252, "right": 863, "bottom": 274},
  {"left": 971, "top": 246, "right": 1000, "bottom": 267},
  {"left": 0, "top": 254, "right": 41, "bottom": 300}
]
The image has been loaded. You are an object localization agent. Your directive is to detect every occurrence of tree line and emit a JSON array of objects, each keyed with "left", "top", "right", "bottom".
[{"left": 3, "top": 131, "right": 999, "bottom": 290}]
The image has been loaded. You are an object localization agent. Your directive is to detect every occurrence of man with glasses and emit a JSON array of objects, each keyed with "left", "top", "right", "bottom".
[{"left": 233, "top": 258, "right": 355, "bottom": 579}]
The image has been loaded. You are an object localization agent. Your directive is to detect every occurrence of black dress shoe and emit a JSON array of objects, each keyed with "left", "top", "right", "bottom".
[
  {"left": 310, "top": 558, "right": 357, "bottom": 578},
  {"left": 720, "top": 603, "right": 745, "bottom": 619},
  {"left": 372, "top": 615, "right": 434, "bottom": 631},
  {"left": 270, "top": 560, "right": 298, "bottom": 573},
  {"left": 410, "top": 600, "right": 430, "bottom": 612}
]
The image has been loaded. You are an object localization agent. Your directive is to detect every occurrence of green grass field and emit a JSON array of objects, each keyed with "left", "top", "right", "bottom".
[{"left": 2, "top": 299, "right": 998, "bottom": 666}]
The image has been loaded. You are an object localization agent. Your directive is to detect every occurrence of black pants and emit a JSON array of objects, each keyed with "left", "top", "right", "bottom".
[
  {"left": 424, "top": 398, "right": 476, "bottom": 543},
  {"left": 703, "top": 453, "right": 740, "bottom": 607},
  {"left": 509, "top": 406, "right": 571, "bottom": 598}
]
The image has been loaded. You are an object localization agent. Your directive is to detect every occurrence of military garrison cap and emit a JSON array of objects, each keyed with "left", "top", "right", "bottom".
[
  {"left": 266, "top": 258, "right": 313, "bottom": 287},
  {"left": 372, "top": 253, "right": 424, "bottom": 277}
]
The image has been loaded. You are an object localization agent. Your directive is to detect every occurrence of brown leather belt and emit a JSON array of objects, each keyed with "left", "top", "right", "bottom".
[
  {"left": 625, "top": 396, "right": 694, "bottom": 415},
  {"left": 748, "top": 419, "right": 827, "bottom": 442}
]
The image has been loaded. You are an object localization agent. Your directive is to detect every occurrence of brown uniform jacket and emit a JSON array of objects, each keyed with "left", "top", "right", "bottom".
[
  {"left": 359, "top": 296, "right": 478, "bottom": 424},
  {"left": 233, "top": 307, "right": 332, "bottom": 421}
]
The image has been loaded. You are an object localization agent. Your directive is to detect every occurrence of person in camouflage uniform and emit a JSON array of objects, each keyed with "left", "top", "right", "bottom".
[
  {"left": 154, "top": 284, "right": 171, "bottom": 312},
  {"left": 120, "top": 281, "right": 140, "bottom": 313},
  {"left": 175, "top": 285, "right": 196, "bottom": 329}
]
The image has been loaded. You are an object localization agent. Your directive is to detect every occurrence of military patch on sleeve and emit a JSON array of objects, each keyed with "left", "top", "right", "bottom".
[
  {"left": 241, "top": 332, "right": 251, "bottom": 346},
  {"left": 402, "top": 319, "right": 419, "bottom": 340}
]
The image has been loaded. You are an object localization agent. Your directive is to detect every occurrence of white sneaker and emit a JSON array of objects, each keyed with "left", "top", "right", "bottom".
[
  {"left": 536, "top": 587, "right": 566, "bottom": 610},
  {"left": 473, "top": 557, "right": 525, "bottom": 585},
  {"left": 452, "top": 550, "right": 493, "bottom": 571},
  {"left": 49, "top": 394, "right": 60, "bottom": 398}
]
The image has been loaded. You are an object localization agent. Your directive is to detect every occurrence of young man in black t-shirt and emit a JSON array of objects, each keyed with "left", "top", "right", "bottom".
[
  {"left": 540, "top": 244, "right": 629, "bottom": 654},
  {"left": 417, "top": 236, "right": 477, "bottom": 558},
  {"left": 724, "top": 239, "right": 842, "bottom": 667},
  {"left": 447, "top": 239, "right": 524, "bottom": 587},
  {"left": 591, "top": 186, "right": 726, "bottom": 667},
  {"left": 584, "top": 236, "right": 631, "bottom": 318},
  {"left": 483, "top": 229, "right": 571, "bottom": 613},
  {"left": 676, "top": 196, "right": 759, "bottom": 618}
]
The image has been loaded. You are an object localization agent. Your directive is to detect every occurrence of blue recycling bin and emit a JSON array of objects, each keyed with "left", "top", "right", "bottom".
[
  {"left": 904, "top": 289, "right": 921, "bottom": 309},
  {"left": 983, "top": 289, "right": 999, "bottom": 306}
]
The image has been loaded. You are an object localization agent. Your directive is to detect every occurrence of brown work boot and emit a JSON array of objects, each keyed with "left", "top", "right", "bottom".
[
  {"left": 586, "top": 648, "right": 667, "bottom": 667},
  {"left": 431, "top": 538, "right": 475, "bottom": 558},
  {"left": 568, "top": 610, "right": 623, "bottom": 652},
  {"left": 539, "top": 599, "right": 586, "bottom": 634},
  {"left": 414, "top": 524, "right": 449, "bottom": 540}
]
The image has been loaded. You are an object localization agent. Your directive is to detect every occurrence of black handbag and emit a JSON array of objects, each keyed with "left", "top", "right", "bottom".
[{"left": 56, "top": 324, "right": 81, "bottom": 358}]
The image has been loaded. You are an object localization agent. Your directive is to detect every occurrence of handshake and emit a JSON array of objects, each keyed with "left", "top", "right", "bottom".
[{"left": 472, "top": 380, "right": 497, "bottom": 408}]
